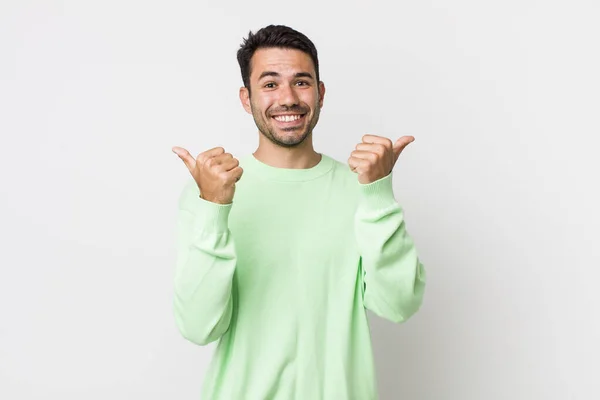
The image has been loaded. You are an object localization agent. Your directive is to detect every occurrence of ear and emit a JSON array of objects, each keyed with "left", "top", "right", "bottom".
[
  {"left": 239, "top": 86, "right": 252, "bottom": 114},
  {"left": 318, "top": 81, "right": 326, "bottom": 108}
]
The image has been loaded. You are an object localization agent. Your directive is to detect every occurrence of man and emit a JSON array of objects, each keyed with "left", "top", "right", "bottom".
[{"left": 171, "top": 24, "right": 426, "bottom": 399}]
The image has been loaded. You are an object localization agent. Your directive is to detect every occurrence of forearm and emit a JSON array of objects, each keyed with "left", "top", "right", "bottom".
[
  {"left": 354, "top": 173, "right": 426, "bottom": 323},
  {"left": 173, "top": 183, "right": 237, "bottom": 345}
]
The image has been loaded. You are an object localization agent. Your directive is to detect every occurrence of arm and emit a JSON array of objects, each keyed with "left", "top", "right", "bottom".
[
  {"left": 354, "top": 173, "right": 426, "bottom": 323},
  {"left": 172, "top": 180, "right": 237, "bottom": 345}
]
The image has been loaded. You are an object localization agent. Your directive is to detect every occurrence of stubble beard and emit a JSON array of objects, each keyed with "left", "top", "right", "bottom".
[{"left": 250, "top": 101, "right": 321, "bottom": 149}]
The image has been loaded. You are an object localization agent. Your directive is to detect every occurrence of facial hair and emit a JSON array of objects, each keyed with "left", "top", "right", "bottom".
[{"left": 250, "top": 99, "right": 321, "bottom": 148}]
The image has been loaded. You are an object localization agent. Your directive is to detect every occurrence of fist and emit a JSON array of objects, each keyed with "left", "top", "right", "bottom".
[
  {"left": 172, "top": 146, "right": 243, "bottom": 204},
  {"left": 348, "top": 134, "right": 414, "bottom": 184}
]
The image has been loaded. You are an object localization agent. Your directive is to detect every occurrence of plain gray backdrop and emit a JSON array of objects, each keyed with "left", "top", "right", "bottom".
[{"left": 1, "top": 0, "right": 599, "bottom": 399}]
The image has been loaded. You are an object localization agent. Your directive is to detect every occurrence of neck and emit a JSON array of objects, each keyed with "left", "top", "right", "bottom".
[{"left": 253, "top": 132, "right": 322, "bottom": 169}]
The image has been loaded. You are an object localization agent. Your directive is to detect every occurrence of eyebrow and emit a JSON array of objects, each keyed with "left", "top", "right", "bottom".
[{"left": 258, "top": 71, "right": 315, "bottom": 81}]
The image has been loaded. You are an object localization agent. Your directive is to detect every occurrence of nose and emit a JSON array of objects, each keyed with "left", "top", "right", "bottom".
[{"left": 278, "top": 83, "right": 299, "bottom": 107}]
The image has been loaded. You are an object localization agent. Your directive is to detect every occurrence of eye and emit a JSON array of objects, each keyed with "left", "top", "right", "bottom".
[
  {"left": 264, "top": 82, "right": 276, "bottom": 88},
  {"left": 296, "top": 80, "right": 309, "bottom": 86}
]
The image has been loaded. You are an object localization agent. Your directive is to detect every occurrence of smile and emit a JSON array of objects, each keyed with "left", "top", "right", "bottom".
[{"left": 272, "top": 114, "right": 305, "bottom": 123}]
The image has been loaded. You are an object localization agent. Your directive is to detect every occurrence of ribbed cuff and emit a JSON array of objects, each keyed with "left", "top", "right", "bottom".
[
  {"left": 358, "top": 172, "right": 397, "bottom": 210},
  {"left": 191, "top": 196, "right": 233, "bottom": 235}
]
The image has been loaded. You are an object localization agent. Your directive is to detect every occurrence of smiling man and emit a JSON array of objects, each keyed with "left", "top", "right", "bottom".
[
  {"left": 172, "top": 25, "right": 426, "bottom": 399},
  {"left": 244, "top": 48, "right": 323, "bottom": 149}
]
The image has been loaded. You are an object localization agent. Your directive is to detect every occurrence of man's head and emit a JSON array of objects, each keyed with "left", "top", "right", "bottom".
[{"left": 237, "top": 25, "right": 325, "bottom": 148}]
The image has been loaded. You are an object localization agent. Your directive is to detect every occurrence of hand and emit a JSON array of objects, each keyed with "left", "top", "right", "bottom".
[
  {"left": 172, "top": 146, "right": 243, "bottom": 204},
  {"left": 348, "top": 135, "right": 415, "bottom": 184}
]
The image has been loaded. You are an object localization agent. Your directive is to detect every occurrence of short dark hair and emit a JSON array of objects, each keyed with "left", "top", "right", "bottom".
[{"left": 237, "top": 25, "right": 320, "bottom": 92}]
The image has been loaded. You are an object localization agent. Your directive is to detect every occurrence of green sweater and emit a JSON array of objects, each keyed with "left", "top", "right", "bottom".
[{"left": 173, "top": 153, "right": 426, "bottom": 399}]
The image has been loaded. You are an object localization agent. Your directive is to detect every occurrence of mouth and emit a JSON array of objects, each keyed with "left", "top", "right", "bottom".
[{"left": 271, "top": 113, "right": 307, "bottom": 127}]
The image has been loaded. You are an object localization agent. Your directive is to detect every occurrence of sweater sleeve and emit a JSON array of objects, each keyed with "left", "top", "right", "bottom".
[
  {"left": 172, "top": 180, "right": 237, "bottom": 345},
  {"left": 354, "top": 173, "right": 426, "bottom": 323}
]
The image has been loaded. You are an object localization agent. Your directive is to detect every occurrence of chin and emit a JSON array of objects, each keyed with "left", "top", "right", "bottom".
[{"left": 272, "top": 131, "right": 310, "bottom": 147}]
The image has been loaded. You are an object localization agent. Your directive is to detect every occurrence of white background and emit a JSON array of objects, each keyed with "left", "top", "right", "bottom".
[{"left": 1, "top": 1, "right": 599, "bottom": 399}]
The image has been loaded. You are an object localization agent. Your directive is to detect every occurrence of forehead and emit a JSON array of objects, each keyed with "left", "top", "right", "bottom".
[{"left": 250, "top": 47, "right": 315, "bottom": 80}]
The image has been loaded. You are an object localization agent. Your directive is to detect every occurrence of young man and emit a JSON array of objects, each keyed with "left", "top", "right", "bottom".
[{"left": 172, "top": 25, "right": 426, "bottom": 400}]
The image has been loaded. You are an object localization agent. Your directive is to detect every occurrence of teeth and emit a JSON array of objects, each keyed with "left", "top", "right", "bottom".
[{"left": 274, "top": 114, "right": 302, "bottom": 122}]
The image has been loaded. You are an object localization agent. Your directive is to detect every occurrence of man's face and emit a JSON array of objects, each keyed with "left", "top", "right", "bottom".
[{"left": 240, "top": 47, "right": 325, "bottom": 148}]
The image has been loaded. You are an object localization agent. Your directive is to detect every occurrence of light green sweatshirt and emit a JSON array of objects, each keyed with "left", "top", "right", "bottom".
[{"left": 173, "top": 153, "right": 426, "bottom": 399}]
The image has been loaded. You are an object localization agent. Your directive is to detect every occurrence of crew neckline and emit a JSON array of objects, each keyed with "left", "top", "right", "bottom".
[{"left": 241, "top": 152, "right": 334, "bottom": 182}]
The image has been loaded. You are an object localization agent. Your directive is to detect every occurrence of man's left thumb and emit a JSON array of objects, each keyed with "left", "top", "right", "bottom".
[{"left": 393, "top": 136, "right": 414, "bottom": 156}]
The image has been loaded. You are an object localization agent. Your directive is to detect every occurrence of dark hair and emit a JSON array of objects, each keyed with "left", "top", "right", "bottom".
[{"left": 237, "top": 25, "right": 320, "bottom": 92}]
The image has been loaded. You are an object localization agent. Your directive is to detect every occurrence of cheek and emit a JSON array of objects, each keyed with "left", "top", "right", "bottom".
[
  {"left": 250, "top": 99, "right": 267, "bottom": 116},
  {"left": 302, "top": 91, "right": 319, "bottom": 107},
  {"left": 255, "top": 97, "right": 274, "bottom": 116}
]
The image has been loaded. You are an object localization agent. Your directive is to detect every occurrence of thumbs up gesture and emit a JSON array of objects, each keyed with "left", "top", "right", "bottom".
[
  {"left": 172, "top": 146, "right": 243, "bottom": 204},
  {"left": 348, "top": 135, "right": 415, "bottom": 184}
]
